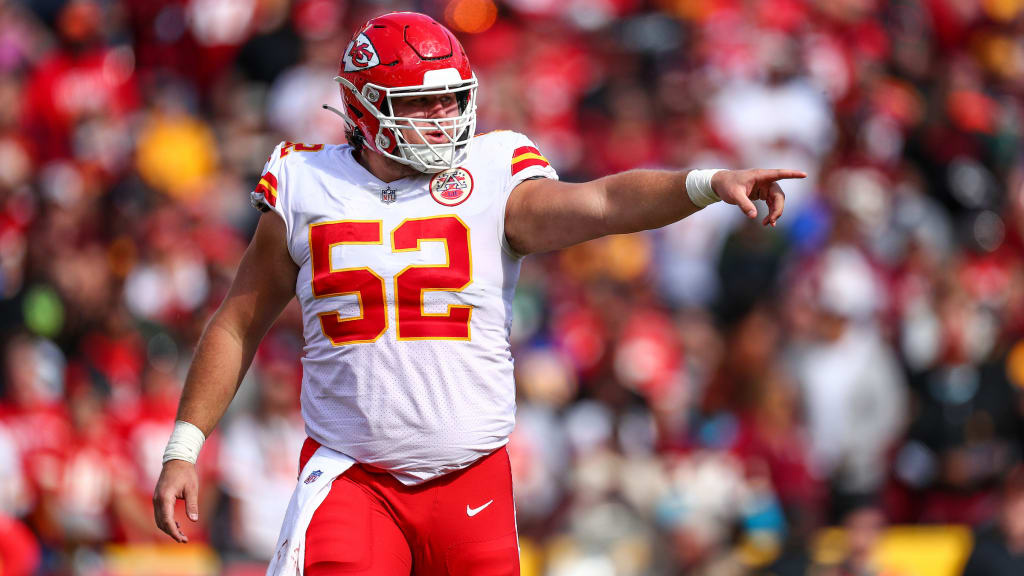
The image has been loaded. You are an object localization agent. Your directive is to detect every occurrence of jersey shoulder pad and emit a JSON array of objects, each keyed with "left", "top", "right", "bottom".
[
  {"left": 492, "top": 131, "right": 556, "bottom": 181},
  {"left": 472, "top": 130, "right": 554, "bottom": 176},
  {"left": 276, "top": 140, "right": 326, "bottom": 159},
  {"left": 250, "top": 141, "right": 328, "bottom": 212}
]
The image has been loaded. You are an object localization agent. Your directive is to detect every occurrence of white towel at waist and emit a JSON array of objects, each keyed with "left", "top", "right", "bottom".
[{"left": 266, "top": 445, "right": 355, "bottom": 576}]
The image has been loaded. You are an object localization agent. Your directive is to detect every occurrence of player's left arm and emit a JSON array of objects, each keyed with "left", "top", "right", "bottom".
[{"left": 504, "top": 169, "right": 806, "bottom": 256}]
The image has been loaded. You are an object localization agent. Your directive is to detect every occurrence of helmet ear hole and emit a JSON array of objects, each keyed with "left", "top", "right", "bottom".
[
  {"left": 345, "top": 126, "right": 365, "bottom": 153},
  {"left": 376, "top": 133, "right": 391, "bottom": 150}
]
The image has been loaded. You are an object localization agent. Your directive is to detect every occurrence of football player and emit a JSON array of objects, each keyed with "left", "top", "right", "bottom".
[{"left": 153, "top": 11, "right": 805, "bottom": 575}]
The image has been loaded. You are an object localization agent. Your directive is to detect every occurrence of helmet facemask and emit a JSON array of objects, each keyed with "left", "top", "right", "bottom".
[{"left": 335, "top": 69, "right": 478, "bottom": 174}]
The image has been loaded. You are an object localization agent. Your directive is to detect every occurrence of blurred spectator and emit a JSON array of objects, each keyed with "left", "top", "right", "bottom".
[
  {"left": 0, "top": 420, "right": 27, "bottom": 517},
  {"left": 0, "top": 513, "right": 40, "bottom": 576},
  {"left": 1, "top": 333, "right": 70, "bottom": 460},
  {"left": 265, "top": 1, "right": 348, "bottom": 144},
  {"left": 708, "top": 34, "right": 832, "bottom": 217},
  {"left": 810, "top": 496, "right": 899, "bottom": 576},
  {"left": 786, "top": 246, "right": 908, "bottom": 515},
  {"left": 21, "top": 0, "right": 138, "bottom": 163},
  {"left": 218, "top": 352, "right": 305, "bottom": 561},
  {"left": 24, "top": 381, "right": 138, "bottom": 572},
  {"left": 961, "top": 465, "right": 1024, "bottom": 576},
  {"left": 731, "top": 366, "right": 822, "bottom": 526},
  {"left": 508, "top": 348, "right": 574, "bottom": 529}
]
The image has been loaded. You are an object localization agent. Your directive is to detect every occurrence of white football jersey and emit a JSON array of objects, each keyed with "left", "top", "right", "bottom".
[{"left": 250, "top": 132, "right": 557, "bottom": 485}]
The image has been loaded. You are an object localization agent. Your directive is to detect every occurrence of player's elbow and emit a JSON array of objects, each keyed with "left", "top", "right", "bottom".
[{"left": 202, "top": 313, "right": 244, "bottom": 350}]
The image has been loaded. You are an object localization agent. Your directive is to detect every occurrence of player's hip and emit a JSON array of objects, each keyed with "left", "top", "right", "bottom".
[{"left": 303, "top": 443, "right": 519, "bottom": 575}]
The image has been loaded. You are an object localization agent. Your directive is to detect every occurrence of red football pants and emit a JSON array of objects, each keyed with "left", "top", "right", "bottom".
[{"left": 298, "top": 438, "right": 520, "bottom": 576}]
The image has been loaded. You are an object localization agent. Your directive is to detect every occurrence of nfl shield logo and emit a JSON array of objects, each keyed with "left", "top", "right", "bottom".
[
  {"left": 304, "top": 470, "right": 322, "bottom": 484},
  {"left": 380, "top": 186, "right": 397, "bottom": 204}
]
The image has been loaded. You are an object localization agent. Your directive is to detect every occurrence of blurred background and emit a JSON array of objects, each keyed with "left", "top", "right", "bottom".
[{"left": 1, "top": 0, "right": 1023, "bottom": 574}]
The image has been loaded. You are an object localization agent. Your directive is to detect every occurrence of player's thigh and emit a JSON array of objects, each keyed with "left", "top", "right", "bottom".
[
  {"left": 304, "top": 475, "right": 412, "bottom": 576},
  {"left": 421, "top": 448, "right": 520, "bottom": 576},
  {"left": 442, "top": 532, "right": 520, "bottom": 576}
]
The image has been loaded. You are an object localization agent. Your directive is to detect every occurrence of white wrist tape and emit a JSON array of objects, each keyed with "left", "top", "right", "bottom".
[
  {"left": 685, "top": 169, "right": 725, "bottom": 208},
  {"left": 162, "top": 420, "right": 206, "bottom": 464}
]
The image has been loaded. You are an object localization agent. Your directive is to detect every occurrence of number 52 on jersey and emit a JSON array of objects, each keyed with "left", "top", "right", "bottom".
[{"left": 309, "top": 215, "right": 472, "bottom": 346}]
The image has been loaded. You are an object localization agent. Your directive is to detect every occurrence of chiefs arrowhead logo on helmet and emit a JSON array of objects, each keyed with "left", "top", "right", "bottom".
[{"left": 342, "top": 33, "right": 380, "bottom": 72}]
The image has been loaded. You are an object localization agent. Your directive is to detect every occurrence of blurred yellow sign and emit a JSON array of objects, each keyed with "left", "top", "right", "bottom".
[
  {"left": 814, "top": 525, "right": 972, "bottom": 576},
  {"left": 105, "top": 543, "right": 220, "bottom": 576}
]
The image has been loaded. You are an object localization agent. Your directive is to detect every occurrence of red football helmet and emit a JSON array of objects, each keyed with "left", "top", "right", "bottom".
[{"left": 333, "top": 12, "right": 478, "bottom": 173}]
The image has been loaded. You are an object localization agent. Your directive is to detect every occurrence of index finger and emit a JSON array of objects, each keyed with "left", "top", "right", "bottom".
[{"left": 754, "top": 169, "right": 807, "bottom": 182}]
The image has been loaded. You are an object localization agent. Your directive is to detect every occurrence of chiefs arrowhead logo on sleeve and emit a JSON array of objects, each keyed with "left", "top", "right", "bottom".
[
  {"left": 343, "top": 33, "right": 381, "bottom": 72},
  {"left": 511, "top": 146, "right": 549, "bottom": 176},
  {"left": 255, "top": 171, "right": 279, "bottom": 207}
]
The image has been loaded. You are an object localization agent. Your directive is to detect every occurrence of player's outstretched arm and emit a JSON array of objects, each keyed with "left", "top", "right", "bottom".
[
  {"left": 504, "top": 168, "right": 806, "bottom": 256},
  {"left": 153, "top": 213, "right": 298, "bottom": 543}
]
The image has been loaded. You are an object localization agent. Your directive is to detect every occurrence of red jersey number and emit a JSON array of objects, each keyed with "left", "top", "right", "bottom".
[
  {"left": 393, "top": 216, "right": 472, "bottom": 340},
  {"left": 309, "top": 220, "right": 388, "bottom": 345}
]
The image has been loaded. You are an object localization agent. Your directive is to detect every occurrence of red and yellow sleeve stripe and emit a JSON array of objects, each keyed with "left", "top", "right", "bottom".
[
  {"left": 254, "top": 171, "right": 279, "bottom": 207},
  {"left": 511, "top": 146, "right": 550, "bottom": 176}
]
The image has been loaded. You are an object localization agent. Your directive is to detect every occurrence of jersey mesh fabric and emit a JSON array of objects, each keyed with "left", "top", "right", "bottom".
[{"left": 250, "top": 131, "right": 558, "bottom": 485}]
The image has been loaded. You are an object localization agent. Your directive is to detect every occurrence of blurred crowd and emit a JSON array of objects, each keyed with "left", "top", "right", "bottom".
[{"left": 1, "top": 0, "right": 1023, "bottom": 574}]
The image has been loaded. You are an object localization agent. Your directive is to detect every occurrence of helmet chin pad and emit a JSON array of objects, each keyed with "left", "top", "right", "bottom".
[{"left": 390, "top": 116, "right": 475, "bottom": 174}]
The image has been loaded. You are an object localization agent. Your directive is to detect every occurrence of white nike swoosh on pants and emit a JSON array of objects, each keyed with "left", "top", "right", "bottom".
[{"left": 466, "top": 500, "right": 493, "bottom": 517}]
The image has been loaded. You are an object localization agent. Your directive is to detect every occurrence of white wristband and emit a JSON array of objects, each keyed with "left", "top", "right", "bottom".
[
  {"left": 162, "top": 420, "right": 206, "bottom": 465},
  {"left": 685, "top": 169, "right": 725, "bottom": 208}
]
